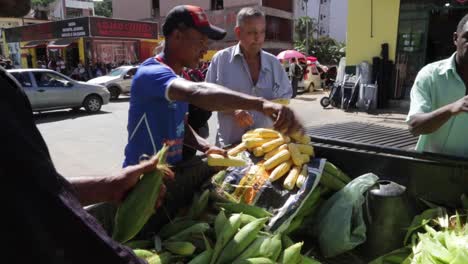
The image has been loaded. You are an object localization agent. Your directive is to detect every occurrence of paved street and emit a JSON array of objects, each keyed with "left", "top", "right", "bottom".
[{"left": 36, "top": 91, "right": 408, "bottom": 179}]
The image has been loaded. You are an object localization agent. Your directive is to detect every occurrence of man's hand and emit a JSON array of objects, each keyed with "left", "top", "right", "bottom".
[
  {"left": 204, "top": 145, "right": 227, "bottom": 156},
  {"left": 449, "top": 95, "right": 468, "bottom": 115},
  {"left": 109, "top": 155, "right": 174, "bottom": 208},
  {"left": 233, "top": 110, "right": 254, "bottom": 128},
  {"left": 261, "top": 101, "right": 303, "bottom": 135}
]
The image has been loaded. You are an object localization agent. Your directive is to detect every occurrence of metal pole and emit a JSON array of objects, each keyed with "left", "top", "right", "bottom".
[{"left": 305, "top": 0, "right": 309, "bottom": 55}]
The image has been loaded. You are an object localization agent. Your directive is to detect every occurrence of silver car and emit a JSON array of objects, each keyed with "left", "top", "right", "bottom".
[
  {"left": 87, "top": 66, "right": 138, "bottom": 100},
  {"left": 8, "top": 69, "right": 110, "bottom": 113}
]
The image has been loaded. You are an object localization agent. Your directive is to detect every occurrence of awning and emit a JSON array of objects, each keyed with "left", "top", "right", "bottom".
[
  {"left": 21, "top": 40, "right": 49, "bottom": 49},
  {"left": 47, "top": 38, "right": 77, "bottom": 49}
]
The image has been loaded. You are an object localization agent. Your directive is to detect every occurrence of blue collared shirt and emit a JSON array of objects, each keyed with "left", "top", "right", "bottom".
[{"left": 205, "top": 44, "right": 292, "bottom": 146}]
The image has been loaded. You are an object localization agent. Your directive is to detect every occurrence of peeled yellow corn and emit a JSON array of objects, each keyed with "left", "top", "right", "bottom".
[
  {"left": 283, "top": 166, "right": 301, "bottom": 190},
  {"left": 264, "top": 149, "right": 291, "bottom": 170},
  {"left": 264, "top": 144, "right": 288, "bottom": 160},
  {"left": 244, "top": 138, "right": 272, "bottom": 149},
  {"left": 296, "top": 165, "right": 308, "bottom": 188},
  {"left": 207, "top": 154, "right": 246, "bottom": 167},
  {"left": 269, "top": 161, "right": 292, "bottom": 182},
  {"left": 296, "top": 144, "right": 314, "bottom": 156},
  {"left": 272, "top": 98, "right": 290, "bottom": 105},
  {"left": 253, "top": 128, "right": 280, "bottom": 138},
  {"left": 301, "top": 154, "right": 310, "bottom": 164},
  {"left": 227, "top": 142, "right": 247, "bottom": 156},
  {"left": 253, "top": 147, "right": 264, "bottom": 157},
  {"left": 290, "top": 131, "right": 310, "bottom": 144},
  {"left": 288, "top": 143, "right": 303, "bottom": 166},
  {"left": 242, "top": 131, "right": 259, "bottom": 141},
  {"left": 261, "top": 137, "right": 285, "bottom": 153}
]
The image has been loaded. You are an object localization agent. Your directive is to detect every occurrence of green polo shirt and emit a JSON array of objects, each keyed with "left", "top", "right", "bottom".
[{"left": 407, "top": 53, "right": 468, "bottom": 158}]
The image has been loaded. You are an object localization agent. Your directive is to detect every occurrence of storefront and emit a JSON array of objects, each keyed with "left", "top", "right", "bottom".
[
  {"left": 346, "top": 0, "right": 468, "bottom": 103},
  {"left": 3, "top": 17, "right": 159, "bottom": 72}
]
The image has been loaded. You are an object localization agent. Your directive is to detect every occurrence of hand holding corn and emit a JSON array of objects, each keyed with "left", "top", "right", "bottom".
[{"left": 260, "top": 101, "right": 303, "bottom": 136}]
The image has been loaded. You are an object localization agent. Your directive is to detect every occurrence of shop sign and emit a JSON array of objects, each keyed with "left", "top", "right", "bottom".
[
  {"left": 57, "top": 18, "right": 89, "bottom": 38},
  {"left": 90, "top": 17, "right": 158, "bottom": 39}
]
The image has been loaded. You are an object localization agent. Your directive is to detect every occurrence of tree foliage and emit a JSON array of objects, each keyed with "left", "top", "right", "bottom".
[
  {"left": 95, "top": 0, "right": 112, "bottom": 18},
  {"left": 31, "top": 0, "right": 55, "bottom": 7}
]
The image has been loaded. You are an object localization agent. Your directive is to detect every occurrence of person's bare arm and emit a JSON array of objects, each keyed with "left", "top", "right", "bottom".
[
  {"left": 408, "top": 96, "right": 468, "bottom": 135},
  {"left": 167, "top": 79, "right": 303, "bottom": 134},
  {"left": 183, "top": 123, "right": 226, "bottom": 156}
]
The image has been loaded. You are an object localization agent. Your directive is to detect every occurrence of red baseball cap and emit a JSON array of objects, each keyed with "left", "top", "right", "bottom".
[{"left": 163, "top": 5, "right": 227, "bottom": 40}]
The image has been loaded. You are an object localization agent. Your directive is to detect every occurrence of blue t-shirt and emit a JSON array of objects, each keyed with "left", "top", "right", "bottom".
[{"left": 123, "top": 57, "right": 188, "bottom": 167}]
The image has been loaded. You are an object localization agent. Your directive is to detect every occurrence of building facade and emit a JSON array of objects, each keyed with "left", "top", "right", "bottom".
[
  {"left": 112, "top": 0, "right": 295, "bottom": 56},
  {"left": 294, "top": 0, "right": 348, "bottom": 43},
  {"left": 49, "top": 0, "right": 95, "bottom": 20}
]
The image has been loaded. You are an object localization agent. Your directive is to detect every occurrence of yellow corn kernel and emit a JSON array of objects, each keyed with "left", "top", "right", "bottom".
[
  {"left": 269, "top": 161, "right": 292, "bottom": 182},
  {"left": 261, "top": 137, "right": 285, "bottom": 153},
  {"left": 283, "top": 166, "right": 301, "bottom": 190},
  {"left": 264, "top": 149, "right": 291, "bottom": 170},
  {"left": 288, "top": 143, "right": 303, "bottom": 166},
  {"left": 296, "top": 144, "right": 314, "bottom": 156},
  {"left": 253, "top": 147, "right": 264, "bottom": 157},
  {"left": 264, "top": 144, "right": 288, "bottom": 160},
  {"left": 296, "top": 165, "right": 308, "bottom": 188},
  {"left": 301, "top": 154, "right": 310, "bottom": 164},
  {"left": 244, "top": 138, "right": 272, "bottom": 149},
  {"left": 272, "top": 98, "right": 290, "bottom": 105},
  {"left": 253, "top": 128, "right": 280, "bottom": 138},
  {"left": 241, "top": 130, "right": 259, "bottom": 141},
  {"left": 227, "top": 142, "right": 247, "bottom": 156},
  {"left": 290, "top": 131, "right": 310, "bottom": 144},
  {"left": 207, "top": 154, "right": 247, "bottom": 167}
]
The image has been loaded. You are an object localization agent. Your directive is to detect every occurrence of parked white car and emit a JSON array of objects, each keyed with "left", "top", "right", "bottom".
[
  {"left": 8, "top": 69, "right": 110, "bottom": 113},
  {"left": 87, "top": 66, "right": 138, "bottom": 100}
]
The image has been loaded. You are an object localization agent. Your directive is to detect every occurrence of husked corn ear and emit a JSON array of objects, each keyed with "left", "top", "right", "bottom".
[
  {"left": 301, "top": 154, "right": 310, "bottom": 164},
  {"left": 296, "top": 144, "right": 314, "bottom": 156},
  {"left": 253, "top": 128, "right": 280, "bottom": 138},
  {"left": 272, "top": 98, "right": 290, "bottom": 105},
  {"left": 296, "top": 165, "right": 308, "bottom": 188},
  {"left": 228, "top": 142, "right": 247, "bottom": 156},
  {"left": 242, "top": 132, "right": 259, "bottom": 141},
  {"left": 244, "top": 138, "right": 272, "bottom": 149},
  {"left": 283, "top": 166, "right": 301, "bottom": 190},
  {"left": 288, "top": 143, "right": 303, "bottom": 166},
  {"left": 207, "top": 154, "right": 246, "bottom": 167},
  {"left": 290, "top": 131, "right": 310, "bottom": 144},
  {"left": 264, "top": 149, "right": 291, "bottom": 170},
  {"left": 253, "top": 147, "right": 264, "bottom": 157},
  {"left": 264, "top": 144, "right": 288, "bottom": 160},
  {"left": 261, "top": 137, "right": 285, "bottom": 153},
  {"left": 269, "top": 161, "right": 292, "bottom": 182},
  {"left": 279, "top": 134, "right": 291, "bottom": 143}
]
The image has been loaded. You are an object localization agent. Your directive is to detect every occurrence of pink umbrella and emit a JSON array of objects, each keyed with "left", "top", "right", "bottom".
[
  {"left": 276, "top": 50, "right": 306, "bottom": 61},
  {"left": 307, "top": 56, "right": 318, "bottom": 63}
]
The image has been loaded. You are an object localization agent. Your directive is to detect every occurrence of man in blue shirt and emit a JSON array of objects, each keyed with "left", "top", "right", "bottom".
[
  {"left": 205, "top": 7, "right": 293, "bottom": 147},
  {"left": 124, "top": 5, "right": 303, "bottom": 223}
]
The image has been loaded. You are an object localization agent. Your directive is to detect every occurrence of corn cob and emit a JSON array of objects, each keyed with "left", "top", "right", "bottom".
[
  {"left": 212, "top": 170, "right": 227, "bottom": 185},
  {"left": 290, "top": 131, "right": 310, "bottom": 144},
  {"left": 283, "top": 166, "right": 301, "bottom": 190},
  {"left": 158, "top": 218, "right": 197, "bottom": 239},
  {"left": 279, "top": 242, "right": 303, "bottom": 264},
  {"left": 166, "top": 223, "right": 210, "bottom": 241},
  {"left": 269, "top": 160, "right": 292, "bottom": 182},
  {"left": 244, "top": 138, "right": 273, "bottom": 149},
  {"left": 147, "top": 252, "right": 172, "bottom": 264},
  {"left": 264, "top": 144, "right": 288, "bottom": 160},
  {"left": 133, "top": 249, "right": 155, "bottom": 259},
  {"left": 163, "top": 241, "right": 196, "bottom": 256},
  {"left": 264, "top": 149, "right": 291, "bottom": 170},
  {"left": 279, "top": 133, "right": 291, "bottom": 143},
  {"left": 324, "top": 161, "right": 351, "bottom": 183},
  {"left": 232, "top": 235, "right": 268, "bottom": 262},
  {"left": 320, "top": 170, "right": 346, "bottom": 191},
  {"left": 272, "top": 98, "right": 290, "bottom": 105},
  {"left": 288, "top": 143, "right": 304, "bottom": 166},
  {"left": 214, "top": 210, "right": 227, "bottom": 240},
  {"left": 216, "top": 202, "right": 272, "bottom": 218},
  {"left": 228, "top": 142, "right": 247, "bottom": 156},
  {"left": 231, "top": 213, "right": 259, "bottom": 227},
  {"left": 215, "top": 217, "right": 269, "bottom": 264},
  {"left": 210, "top": 213, "right": 243, "bottom": 264},
  {"left": 259, "top": 233, "right": 282, "bottom": 261},
  {"left": 188, "top": 248, "right": 213, "bottom": 264},
  {"left": 253, "top": 146, "right": 264, "bottom": 157},
  {"left": 112, "top": 145, "right": 170, "bottom": 243},
  {"left": 296, "top": 165, "right": 308, "bottom": 189},
  {"left": 296, "top": 144, "right": 314, "bottom": 156},
  {"left": 124, "top": 240, "right": 153, "bottom": 249},
  {"left": 301, "top": 154, "right": 310, "bottom": 164},
  {"left": 242, "top": 131, "right": 259, "bottom": 141},
  {"left": 207, "top": 154, "right": 247, "bottom": 167},
  {"left": 253, "top": 128, "right": 280, "bottom": 138},
  {"left": 261, "top": 137, "right": 285, "bottom": 153},
  {"left": 301, "top": 256, "right": 322, "bottom": 264},
  {"left": 234, "top": 257, "right": 274, "bottom": 264}
]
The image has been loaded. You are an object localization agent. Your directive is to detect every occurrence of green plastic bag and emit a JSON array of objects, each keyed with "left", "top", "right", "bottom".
[{"left": 315, "top": 173, "right": 379, "bottom": 258}]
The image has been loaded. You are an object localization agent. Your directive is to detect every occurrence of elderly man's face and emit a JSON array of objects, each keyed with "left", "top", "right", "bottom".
[
  {"left": 454, "top": 21, "right": 468, "bottom": 66},
  {"left": 235, "top": 17, "right": 266, "bottom": 54},
  {"left": 0, "top": 0, "right": 31, "bottom": 17}
]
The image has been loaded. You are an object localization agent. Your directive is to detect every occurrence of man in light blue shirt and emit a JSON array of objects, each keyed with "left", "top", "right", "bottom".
[
  {"left": 205, "top": 7, "right": 292, "bottom": 147},
  {"left": 407, "top": 14, "right": 468, "bottom": 158}
]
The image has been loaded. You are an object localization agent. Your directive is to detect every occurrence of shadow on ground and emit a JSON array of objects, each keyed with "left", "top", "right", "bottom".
[{"left": 34, "top": 110, "right": 111, "bottom": 124}]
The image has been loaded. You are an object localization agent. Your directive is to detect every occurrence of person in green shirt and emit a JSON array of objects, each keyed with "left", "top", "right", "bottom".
[{"left": 407, "top": 14, "right": 468, "bottom": 158}]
